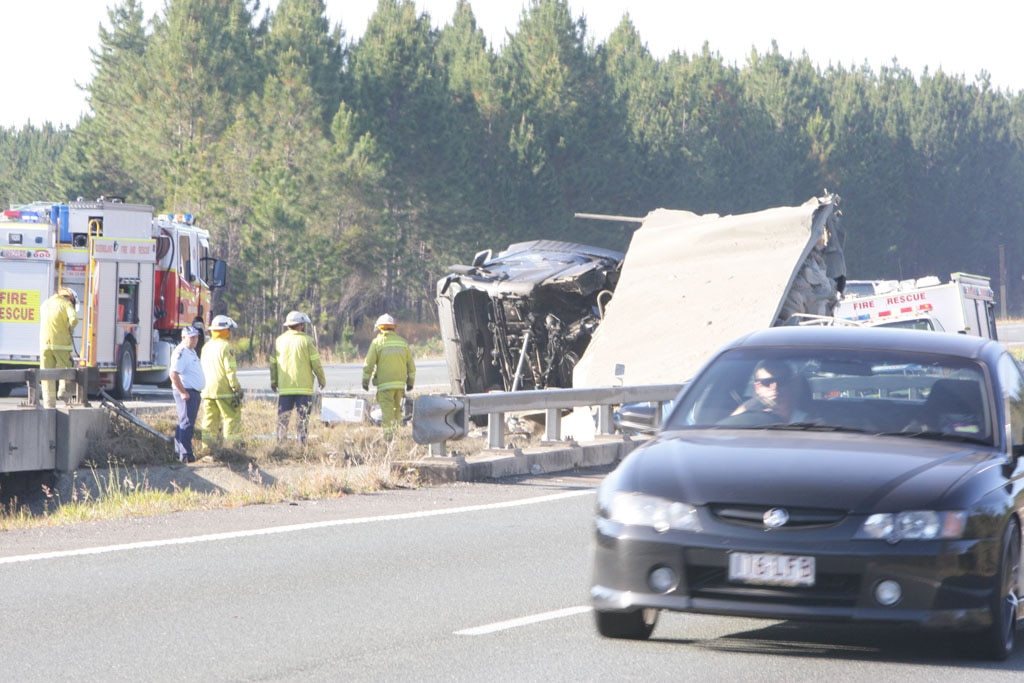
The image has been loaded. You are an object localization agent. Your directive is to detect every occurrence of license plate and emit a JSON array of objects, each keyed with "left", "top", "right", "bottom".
[{"left": 728, "top": 552, "right": 815, "bottom": 586}]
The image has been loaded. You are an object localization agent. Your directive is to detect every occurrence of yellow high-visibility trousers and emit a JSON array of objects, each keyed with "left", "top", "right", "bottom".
[{"left": 198, "top": 397, "right": 242, "bottom": 452}]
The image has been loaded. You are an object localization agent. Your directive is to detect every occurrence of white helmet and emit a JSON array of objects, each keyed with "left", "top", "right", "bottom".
[
  {"left": 284, "top": 310, "right": 311, "bottom": 327},
  {"left": 375, "top": 313, "right": 395, "bottom": 328},
  {"left": 210, "top": 314, "right": 237, "bottom": 330},
  {"left": 58, "top": 287, "right": 78, "bottom": 306}
]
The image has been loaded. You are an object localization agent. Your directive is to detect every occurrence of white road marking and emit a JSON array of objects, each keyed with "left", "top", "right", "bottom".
[
  {"left": 0, "top": 489, "right": 594, "bottom": 565},
  {"left": 454, "top": 606, "right": 593, "bottom": 635}
]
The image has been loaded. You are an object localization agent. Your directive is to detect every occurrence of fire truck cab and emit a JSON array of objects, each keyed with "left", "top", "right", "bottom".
[
  {"left": 834, "top": 272, "right": 997, "bottom": 338},
  {"left": 0, "top": 199, "right": 226, "bottom": 398}
]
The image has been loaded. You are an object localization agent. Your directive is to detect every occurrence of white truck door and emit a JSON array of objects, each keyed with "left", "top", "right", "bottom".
[{"left": 0, "top": 253, "right": 54, "bottom": 361}]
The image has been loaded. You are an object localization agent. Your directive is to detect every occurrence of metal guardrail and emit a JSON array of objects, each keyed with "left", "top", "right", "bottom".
[
  {"left": 0, "top": 368, "right": 91, "bottom": 407},
  {"left": 413, "top": 384, "right": 685, "bottom": 456}
]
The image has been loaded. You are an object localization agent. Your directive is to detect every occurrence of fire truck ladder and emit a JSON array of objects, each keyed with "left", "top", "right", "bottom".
[{"left": 82, "top": 218, "right": 102, "bottom": 369}]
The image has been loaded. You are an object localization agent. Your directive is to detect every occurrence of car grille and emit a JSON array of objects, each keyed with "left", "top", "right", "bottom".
[
  {"left": 685, "top": 564, "right": 860, "bottom": 607},
  {"left": 710, "top": 503, "right": 846, "bottom": 529}
]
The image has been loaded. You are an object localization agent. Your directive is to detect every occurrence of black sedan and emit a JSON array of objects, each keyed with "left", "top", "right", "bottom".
[{"left": 591, "top": 326, "right": 1024, "bottom": 660}]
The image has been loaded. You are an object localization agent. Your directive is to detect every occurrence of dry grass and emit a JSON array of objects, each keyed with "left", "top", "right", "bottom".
[
  {"left": 1009, "top": 345, "right": 1024, "bottom": 363},
  {"left": 0, "top": 397, "right": 491, "bottom": 531},
  {"left": 81, "top": 398, "right": 444, "bottom": 469}
]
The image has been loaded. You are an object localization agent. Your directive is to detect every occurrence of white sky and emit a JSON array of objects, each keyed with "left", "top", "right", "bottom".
[{"left": 2, "top": 0, "right": 1020, "bottom": 129}]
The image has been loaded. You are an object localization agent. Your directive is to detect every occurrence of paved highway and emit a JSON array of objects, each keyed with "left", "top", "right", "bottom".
[
  {"left": 0, "top": 359, "right": 451, "bottom": 406},
  {"left": 236, "top": 358, "right": 450, "bottom": 394},
  {"left": 1, "top": 470, "right": 1020, "bottom": 681},
  {"left": 4, "top": 320, "right": 1023, "bottom": 408}
]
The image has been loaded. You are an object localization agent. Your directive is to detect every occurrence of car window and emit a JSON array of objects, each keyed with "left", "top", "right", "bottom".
[
  {"left": 666, "top": 347, "right": 994, "bottom": 446},
  {"left": 997, "top": 353, "right": 1024, "bottom": 451}
]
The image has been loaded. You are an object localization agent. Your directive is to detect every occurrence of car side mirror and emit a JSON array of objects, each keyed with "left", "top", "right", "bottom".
[
  {"left": 614, "top": 403, "right": 658, "bottom": 434},
  {"left": 472, "top": 249, "right": 492, "bottom": 267}
]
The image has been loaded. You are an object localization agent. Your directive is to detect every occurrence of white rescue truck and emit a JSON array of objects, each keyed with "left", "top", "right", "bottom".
[
  {"left": 834, "top": 272, "right": 997, "bottom": 338},
  {"left": 0, "top": 199, "right": 226, "bottom": 398}
]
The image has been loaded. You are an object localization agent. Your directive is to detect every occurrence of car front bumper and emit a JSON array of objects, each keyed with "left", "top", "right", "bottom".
[{"left": 591, "top": 521, "right": 1000, "bottom": 631}]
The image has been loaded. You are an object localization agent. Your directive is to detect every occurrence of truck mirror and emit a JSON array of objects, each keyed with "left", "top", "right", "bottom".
[
  {"left": 203, "top": 257, "right": 227, "bottom": 289},
  {"left": 471, "top": 249, "right": 491, "bottom": 268},
  {"left": 212, "top": 259, "right": 227, "bottom": 288}
]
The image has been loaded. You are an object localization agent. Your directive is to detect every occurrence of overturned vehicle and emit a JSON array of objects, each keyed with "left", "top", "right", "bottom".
[
  {"left": 436, "top": 240, "right": 623, "bottom": 394},
  {"left": 436, "top": 193, "right": 846, "bottom": 398}
]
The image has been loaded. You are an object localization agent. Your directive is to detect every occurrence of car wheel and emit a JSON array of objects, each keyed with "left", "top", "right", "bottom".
[
  {"left": 595, "top": 608, "right": 658, "bottom": 640},
  {"left": 112, "top": 342, "right": 136, "bottom": 399},
  {"left": 972, "top": 519, "right": 1021, "bottom": 661}
]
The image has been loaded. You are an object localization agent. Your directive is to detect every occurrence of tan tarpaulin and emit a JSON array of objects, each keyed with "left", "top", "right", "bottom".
[{"left": 572, "top": 195, "right": 842, "bottom": 388}]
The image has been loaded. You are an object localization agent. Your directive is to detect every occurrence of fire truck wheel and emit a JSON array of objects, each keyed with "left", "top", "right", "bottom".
[{"left": 113, "top": 343, "right": 136, "bottom": 399}]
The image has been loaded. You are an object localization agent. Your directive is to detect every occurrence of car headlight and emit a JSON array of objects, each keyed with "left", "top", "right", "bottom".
[
  {"left": 856, "top": 510, "right": 967, "bottom": 542},
  {"left": 601, "top": 492, "right": 702, "bottom": 533}
]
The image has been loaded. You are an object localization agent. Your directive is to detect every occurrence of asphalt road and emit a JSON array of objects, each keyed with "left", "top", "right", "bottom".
[
  {"left": 3, "top": 320, "right": 1023, "bottom": 408},
  {"left": 1, "top": 469, "right": 1021, "bottom": 681},
  {"left": 0, "top": 359, "right": 451, "bottom": 406},
  {"left": 236, "top": 358, "right": 450, "bottom": 394}
]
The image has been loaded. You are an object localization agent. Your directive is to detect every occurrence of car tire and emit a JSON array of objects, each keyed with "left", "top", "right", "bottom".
[
  {"left": 112, "top": 342, "right": 136, "bottom": 400},
  {"left": 971, "top": 519, "right": 1021, "bottom": 661},
  {"left": 595, "top": 608, "right": 658, "bottom": 640}
]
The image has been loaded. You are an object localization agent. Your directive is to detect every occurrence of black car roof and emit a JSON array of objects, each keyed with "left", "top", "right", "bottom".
[{"left": 730, "top": 325, "right": 998, "bottom": 360}]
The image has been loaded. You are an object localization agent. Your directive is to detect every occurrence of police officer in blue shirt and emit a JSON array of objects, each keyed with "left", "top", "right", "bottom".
[{"left": 170, "top": 326, "right": 206, "bottom": 463}]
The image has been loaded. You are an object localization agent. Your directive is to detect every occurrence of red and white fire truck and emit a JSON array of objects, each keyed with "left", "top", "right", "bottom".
[
  {"left": 0, "top": 198, "right": 226, "bottom": 398},
  {"left": 834, "top": 272, "right": 997, "bottom": 338}
]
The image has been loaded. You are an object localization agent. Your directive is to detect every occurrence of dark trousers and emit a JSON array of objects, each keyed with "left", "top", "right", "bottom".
[
  {"left": 277, "top": 394, "right": 312, "bottom": 445},
  {"left": 174, "top": 388, "right": 202, "bottom": 462}
]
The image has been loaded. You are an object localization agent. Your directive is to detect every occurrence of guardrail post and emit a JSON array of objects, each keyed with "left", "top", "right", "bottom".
[
  {"left": 596, "top": 404, "right": 614, "bottom": 435},
  {"left": 24, "top": 369, "right": 40, "bottom": 407},
  {"left": 429, "top": 441, "right": 447, "bottom": 457},
  {"left": 544, "top": 407, "right": 560, "bottom": 442},
  {"left": 73, "top": 368, "right": 91, "bottom": 407},
  {"left": 487, "top": 411, "right": 505, "bottom": 449}
]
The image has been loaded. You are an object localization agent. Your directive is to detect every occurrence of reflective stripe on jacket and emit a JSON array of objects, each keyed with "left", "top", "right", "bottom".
[
  {"left": 362, "top": 331, "right": 415, "bottom": 391},
  {"left": 39, "top": 293, "right": 78, "bottom": 352},
  {"left": 270, "top": 329, "right": 325, "bottom": 395},
  {"left": 199, "top": 337, "right": 240, "bottom": 400}
]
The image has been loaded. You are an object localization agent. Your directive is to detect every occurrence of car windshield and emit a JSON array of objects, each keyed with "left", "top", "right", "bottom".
[{"left": 664, "top": 346, "right": 995, "bottom": 446}]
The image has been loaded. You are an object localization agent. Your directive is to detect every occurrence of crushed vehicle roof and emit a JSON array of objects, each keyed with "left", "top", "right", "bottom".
[{"left": 436, "top": 240, "right": 624, "bottom": 394}]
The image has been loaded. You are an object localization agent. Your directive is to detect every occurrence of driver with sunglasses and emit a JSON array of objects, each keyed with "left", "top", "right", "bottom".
[{"left": 731, "top": 360, "right": 807, "bottom": 422}]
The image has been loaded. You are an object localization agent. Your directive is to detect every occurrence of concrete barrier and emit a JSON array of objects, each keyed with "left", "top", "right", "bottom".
[
  {"left": 0, "top": 406, "right": 110, "bottom": 474},
  {"left": 399, "top": 434, "right": 645, "bottom": 483},
  {"left": 55, "top": 408, "right": 110, "bottom": 472}
]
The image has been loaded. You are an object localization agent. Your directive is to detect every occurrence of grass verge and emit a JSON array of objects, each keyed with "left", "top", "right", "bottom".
[{"left": 0, "top": 397, "right": 486, "bottom": 532}]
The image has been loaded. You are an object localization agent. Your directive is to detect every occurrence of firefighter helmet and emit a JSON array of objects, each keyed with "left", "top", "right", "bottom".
[
  {"left": 58, "top": 287, "right": 77, "bottom": 306},
  {"left": 210, "top": 314, "right": 237, "bottom": 330},
  {"left": 375, "top": 313, "right": 396, "bottom": 328},
  {"left": 284, "top": 310, "right": 311, "bottom": 327}
]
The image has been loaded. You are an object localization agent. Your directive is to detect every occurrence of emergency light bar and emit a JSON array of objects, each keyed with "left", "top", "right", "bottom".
[
  {"left": 158, "top": 213, "right": 195, "bottom": 225},
  {"left": 2, "top": 210, "right": 42, "bottom": 222}
]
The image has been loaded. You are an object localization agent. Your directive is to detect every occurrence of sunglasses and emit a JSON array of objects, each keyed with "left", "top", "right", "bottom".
[{"left": 754, "top": 376, "right": 778, "bottom": 387}]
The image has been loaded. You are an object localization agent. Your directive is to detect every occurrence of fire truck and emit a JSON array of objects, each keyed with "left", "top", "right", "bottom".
[
  {"left": 0, "top": 198, "right": 226, "bottom": 398},
  {"left": 834, "top": 272, "right": 997, "bottom": 338}
]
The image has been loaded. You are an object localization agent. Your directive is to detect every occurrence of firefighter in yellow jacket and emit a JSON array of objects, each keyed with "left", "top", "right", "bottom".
[
  {"left": 199, "top": 314, "right": 243, "bottom": 453},
  {"left": 270, "top": 310, "right": 326, "bottom": 446},
  {"left": 39, "top": 287, "right": 79, "bottom": 408},
  {"left": 362, "top": 314, "right": 415, "bottom": 435}
]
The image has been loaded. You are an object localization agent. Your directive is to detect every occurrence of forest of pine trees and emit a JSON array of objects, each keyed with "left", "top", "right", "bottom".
[{"left": 3, "top": 0, "right": 1024, "bottom": 356}]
